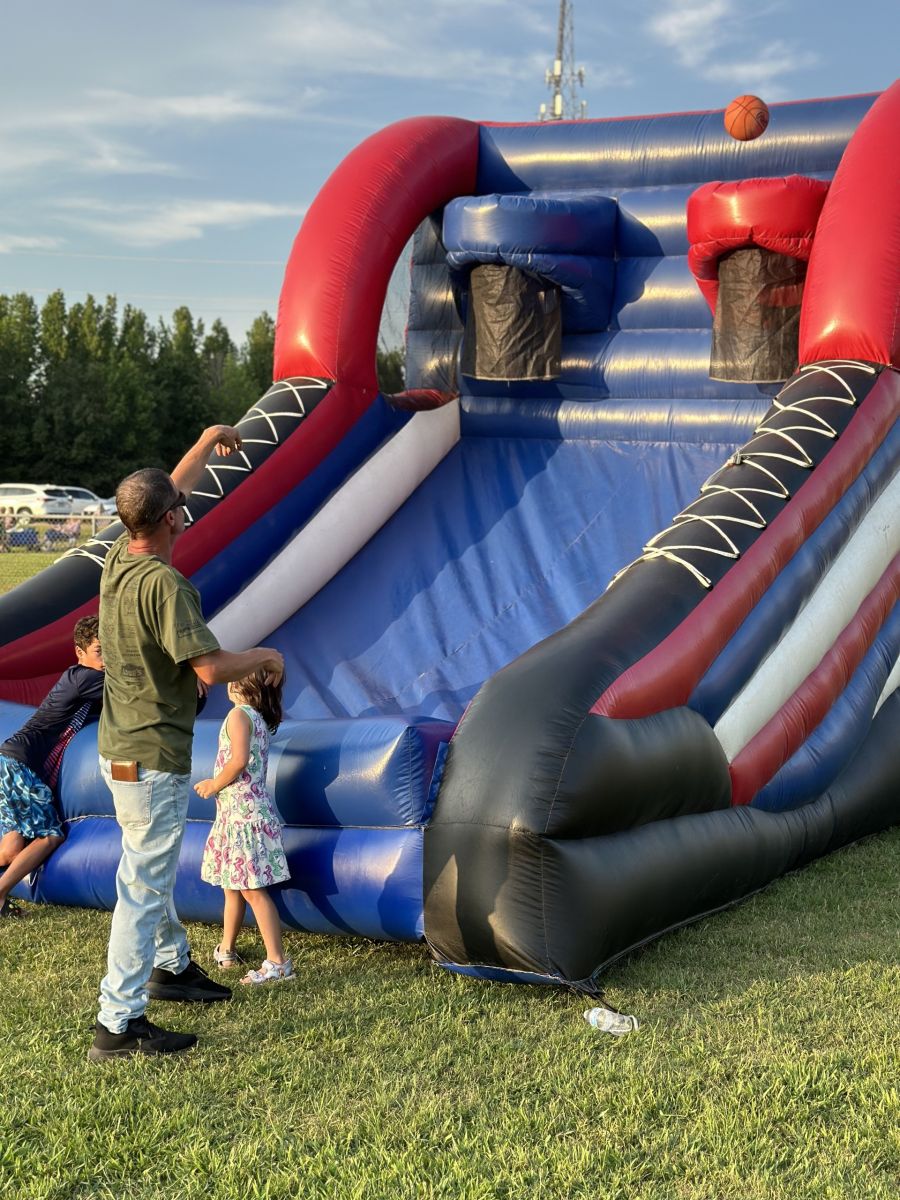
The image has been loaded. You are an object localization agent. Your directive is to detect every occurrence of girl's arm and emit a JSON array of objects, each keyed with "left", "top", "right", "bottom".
[{"left": 193, "top": 708, "right": 252, "bottom": 798}]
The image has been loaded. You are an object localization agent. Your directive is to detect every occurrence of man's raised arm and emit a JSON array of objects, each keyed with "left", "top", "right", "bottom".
[{"left": 171, "top": 425, "right": 244, "bottom": 498}]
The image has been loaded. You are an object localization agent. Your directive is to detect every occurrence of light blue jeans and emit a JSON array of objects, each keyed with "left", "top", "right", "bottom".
[{"left": 97, "top": 758, "right": 192, "bottom": 1033}]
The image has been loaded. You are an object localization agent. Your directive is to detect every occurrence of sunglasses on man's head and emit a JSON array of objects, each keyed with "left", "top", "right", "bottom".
[{"left": 155, "top": 490, "right": 187, "bottom": 523}]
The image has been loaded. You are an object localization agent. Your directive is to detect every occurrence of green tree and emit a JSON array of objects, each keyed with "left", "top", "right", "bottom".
[
  {"left": 154, "top": 306, "right": 212, "bottom": 468},
  {"left": 0, "top": 296, "right": 300, "bottom": 488},
  {"left": 202, "top": 319, "right": 235, "bottom": 395},
  {"left": 0, "top": 293, "right": 40, "bottom": 474},
  {"left": 242, "top": 312, "right": 275, "bottom": 397},
  {"left": 67, "top": 295, "right": 118, "bottom": 484},
  {"left": 219, "top": 352, "right": 257, "bottom": 425},
  {"left": 203, "top": 318, "right": 255, "bottom": 425},
  {"left": 91, "top": 304, "right": 160, "bottom": 493},
  {"left": 376, "top": 346, "right": 405, "bottom": 394},
  {"left": 31, "top": 294, "right": 120, "bottom": 487},
  {"left": 31, "top": 290, "right": 71, "bottom": 482}
]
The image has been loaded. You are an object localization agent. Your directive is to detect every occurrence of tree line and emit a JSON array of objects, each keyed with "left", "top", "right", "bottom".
[{"left": 0, "top": 291, "right": 405, "bottom": 497}]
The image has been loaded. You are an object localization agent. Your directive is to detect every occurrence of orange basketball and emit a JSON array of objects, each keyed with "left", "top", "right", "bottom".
[{"left": 724, "top": 94, "right": 770, "bottom": 141}]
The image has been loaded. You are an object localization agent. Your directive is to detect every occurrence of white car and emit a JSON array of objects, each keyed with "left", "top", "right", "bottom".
[
  {"left": 0, "top": 483, "right": 73, "bottom": 516},
  {"left": 85, "top": 496, "right": 117, "bottom": 516},
  {"left": 62, "top": 487, "right": 117, "bottom": 516}
]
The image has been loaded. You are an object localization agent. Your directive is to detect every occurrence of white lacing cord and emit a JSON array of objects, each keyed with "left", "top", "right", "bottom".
[
  {"left": 608, "top": 361, "right": 873, "bottom": 590},
  {"left": 50, "top": 539, "right": 109, "bottom": 569},
  {"left": 620, "top": 545, "right": 716, "bottom": 589},
  {"left": 190, "top": 378, "right": 327, "bottom": 505},
  {"left": 791, "top": 359, "right": 877, "bottom": 394}
]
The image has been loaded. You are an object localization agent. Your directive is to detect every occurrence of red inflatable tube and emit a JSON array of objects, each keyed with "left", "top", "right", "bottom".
[
  {"left": 274, "top": 115, "right": 479, "bottom": 387},
  {"left": 687, "top": 175, "right": 829, "bottom": 312},
  {"left": 800, "top": 80, "right": 900, "bottom": 368}
]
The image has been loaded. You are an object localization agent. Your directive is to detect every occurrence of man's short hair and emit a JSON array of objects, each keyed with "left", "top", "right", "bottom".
[
  {"left": 74, "top": 615, "right": 100, "bottom": 651},
  {"left": 115, "top": 469, "right": 179, "bottom": 536}
]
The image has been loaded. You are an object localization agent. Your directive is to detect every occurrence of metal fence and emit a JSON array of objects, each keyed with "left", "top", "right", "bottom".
[{"left": 0, "top": 514, "right": 116, "bottom": 595}]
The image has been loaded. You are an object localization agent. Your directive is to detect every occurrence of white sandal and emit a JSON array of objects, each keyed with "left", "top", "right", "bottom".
[
  {"left": 213, "top": 944, "right": 245, "bottom": 970},
  {"left": 240, "top": 957, "right": 295, "bottom": 985}
]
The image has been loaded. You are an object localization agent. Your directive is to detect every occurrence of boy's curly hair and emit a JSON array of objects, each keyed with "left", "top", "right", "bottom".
[{"left": 73, "top": 615, "right": 100, "bottom": 651}]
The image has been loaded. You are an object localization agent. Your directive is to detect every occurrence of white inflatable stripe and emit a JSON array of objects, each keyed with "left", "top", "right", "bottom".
[
  {"left": 874, "top": 656, "right": 900, "bottom": 716},
  {"left": 208, "top": 401, "right": 461, "bottom": 650},
  {"left": 714, "top": 471, "right": 900, "bottom": 762}
]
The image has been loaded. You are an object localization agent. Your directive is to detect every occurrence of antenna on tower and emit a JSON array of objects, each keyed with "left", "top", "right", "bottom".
[{"left": 538, "top": 0, "right": 587, "bottom": 121}]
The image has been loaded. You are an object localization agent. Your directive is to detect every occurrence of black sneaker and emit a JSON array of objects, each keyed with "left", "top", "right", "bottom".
[
  {"left": 88, "top": 1016, "right": 197, "bottom": 1061},
  {"left": 147, "top": 957, "right": 232, "bottom": 1003}
]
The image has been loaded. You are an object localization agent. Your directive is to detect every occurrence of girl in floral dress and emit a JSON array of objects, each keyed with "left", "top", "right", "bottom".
[{"left": 196, "top": 670, "right": 293, "bottom": 984}]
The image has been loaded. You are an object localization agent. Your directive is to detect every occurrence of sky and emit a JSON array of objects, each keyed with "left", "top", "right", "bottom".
[{"left": 0, "top": 0, "right": 896, "bottom": 348}]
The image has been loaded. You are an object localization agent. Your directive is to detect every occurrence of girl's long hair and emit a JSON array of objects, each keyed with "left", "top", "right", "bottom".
[{"left": 234, "top": 669, "right": 284, "bottom": 734}]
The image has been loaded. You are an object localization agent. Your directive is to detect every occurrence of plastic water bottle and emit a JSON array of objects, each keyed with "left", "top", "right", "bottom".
[{"left": 583, "top": 1005, "right": 639, "bottom": 1035}]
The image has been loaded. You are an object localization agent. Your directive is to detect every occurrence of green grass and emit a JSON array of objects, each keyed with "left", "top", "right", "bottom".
[
  {"left": 0, "top": 551, "right": 57, "bottom": 594},
  {"left": 1, "top": 829, "right": 898, "bottom": 1200},
  {"left": 0, "top": 532, "right": 896, "bottom": 1195},
  {"left": 0, "top": 525, "right": 112, "bottom": 597}
]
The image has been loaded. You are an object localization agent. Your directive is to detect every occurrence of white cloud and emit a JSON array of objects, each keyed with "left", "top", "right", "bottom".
[
  {"left": 0, "top": 130, "right": 178, "bottom": 185},
  {"left": 53, "top": 197, "right": 307, "bottom": 247},
  {"left": 0, "top": 234, "right": 62, "bottom": 254},
  {"left": 79, "top": 89, "right": 295, "bottom": 127},
  {"left": 703, "top": 41, "right": 820, "bottom": 94},
  {"left": 0, "top": 83, "right": 324, "bottom": 187},
  {"left": 80, "top": 137, "right": 179, "bottom": 176},
  {"left": 645, "top": 0, "right": 815, "bottom": 94},
  {"left": 262, "top": 4, "right": 543, "bottom": 88},
  {"left": 648, "top": 0, "right": 732, "bottom": 70},
  {"left": 0, "top": 141, "right": 69, "bottom": 177},
  {"left": 8, "top": 89, "right": 296, "bottom": 135}
]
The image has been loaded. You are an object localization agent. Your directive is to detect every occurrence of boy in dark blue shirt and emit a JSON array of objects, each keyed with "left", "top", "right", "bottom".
[{"left": 0, "top": 616, "right": 104, "bottom": 916}]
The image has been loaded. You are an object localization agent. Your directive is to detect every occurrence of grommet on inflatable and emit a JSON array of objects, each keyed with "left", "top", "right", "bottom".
[{"left": 1, "top": 84, "right": 898, "bottom": 992}]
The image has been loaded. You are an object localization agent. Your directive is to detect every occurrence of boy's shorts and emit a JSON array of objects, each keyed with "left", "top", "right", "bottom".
[{"left": 0, "top": 754, "right": 63, "bottom": 840}]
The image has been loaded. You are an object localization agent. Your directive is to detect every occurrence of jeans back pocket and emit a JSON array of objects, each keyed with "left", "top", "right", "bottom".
[{"left": 111, "top": 778, "right": 152, "bottom": 829}]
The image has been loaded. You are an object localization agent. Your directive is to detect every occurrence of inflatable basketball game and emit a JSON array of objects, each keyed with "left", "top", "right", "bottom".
[{"left": 2, "top": 82, "right": 897, "bottom": 991}]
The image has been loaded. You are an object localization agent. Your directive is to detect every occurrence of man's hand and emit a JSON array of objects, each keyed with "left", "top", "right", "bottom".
[
  {"left": 209, "top": 425, "right": 243, "bottom": 457},
  {"left": 173, "top": 424, "right": 244, "bottom": 495},
  {"left": 190, "top": 646, "right": 285, "bottom": 687},
  {"left": 259, "top": 648, "right": 285, "bottom": 686},
  {"left": 194, "top": 778, "right": 218, "bottom": 799}
]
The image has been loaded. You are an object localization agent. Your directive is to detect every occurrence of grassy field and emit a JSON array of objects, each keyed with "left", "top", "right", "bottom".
[
  {"left": 0, "top": 522, "right": 111, "bottom": 597},
  {"left": 0, "top": 551, "right": 58, "bottom": 595},
  {"left": 0, "top": 529, "right": 897, "bottom": 1198},
  {"left": 1, "top": 828, "right": 898, "bottom": 1200}
]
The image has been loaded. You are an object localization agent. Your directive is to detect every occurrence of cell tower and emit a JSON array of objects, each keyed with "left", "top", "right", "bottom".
[{"left": 539, "top": 0, "right": 586, "bottom": 121}]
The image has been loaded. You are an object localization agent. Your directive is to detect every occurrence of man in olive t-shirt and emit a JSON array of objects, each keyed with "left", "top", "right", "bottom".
[
  {"left": 99, "top": 540, "right": 219, "bottom": 774},
  {"left": 91, "top": 424, "right": 284, "bottom": 1063}
]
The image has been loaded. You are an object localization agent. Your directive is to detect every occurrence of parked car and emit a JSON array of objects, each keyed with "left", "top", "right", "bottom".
[
  {"left": 61, "top": 486, "right": 117, "bottom": 516},
  {"left": 86, "top": 496, "right": 117, "bottom": 517},
  {"left": 0, "top": 483, "right": 72, "bottom": 516}
]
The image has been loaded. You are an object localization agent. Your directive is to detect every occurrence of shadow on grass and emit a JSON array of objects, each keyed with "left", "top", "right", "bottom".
[{"left": 605, "top": 827, "right": 900, "bottom": 998}]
